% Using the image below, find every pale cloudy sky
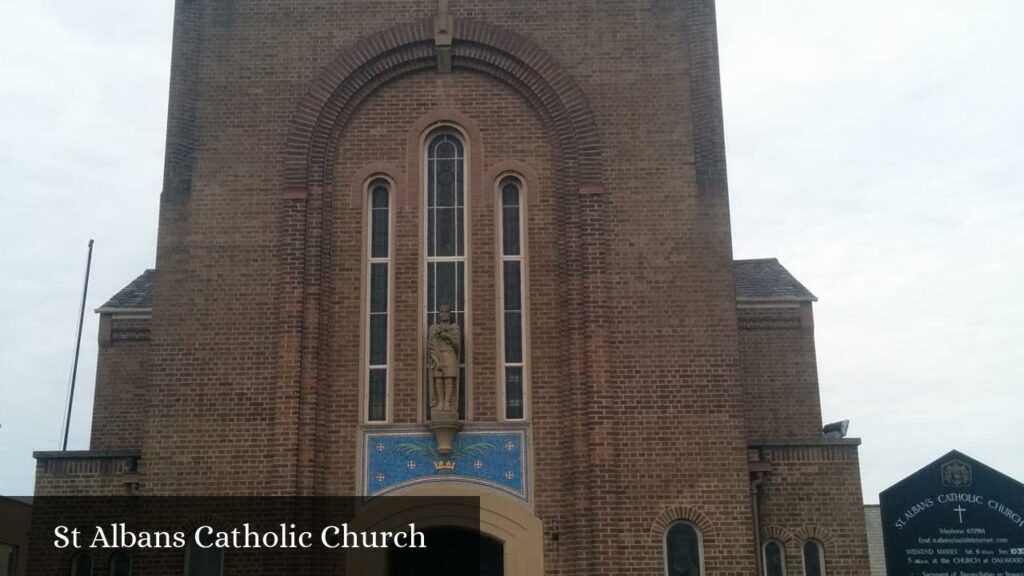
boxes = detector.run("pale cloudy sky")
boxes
[1,1,1021,500]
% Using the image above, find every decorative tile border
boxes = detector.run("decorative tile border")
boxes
[361,425,529,501]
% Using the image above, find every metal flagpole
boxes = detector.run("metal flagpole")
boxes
[62,239,94,451]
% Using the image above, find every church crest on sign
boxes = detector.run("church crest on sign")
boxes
[941,459,972,488]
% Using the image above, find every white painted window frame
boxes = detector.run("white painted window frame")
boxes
[763,539,788,576]
[663,520,705,576]
[364,177,394,424]
[497,174,529,421]
[422,127,471,421]
[802,539,826,576]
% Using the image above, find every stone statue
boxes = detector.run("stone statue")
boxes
[426,305,461,419]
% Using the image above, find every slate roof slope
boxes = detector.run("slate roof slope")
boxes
[95,269,156,312]
[733,258,817,302]
[96,261,816,312]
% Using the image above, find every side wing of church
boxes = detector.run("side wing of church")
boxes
[33,1,870,574]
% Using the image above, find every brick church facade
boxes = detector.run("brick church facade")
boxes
[34,1,870,574]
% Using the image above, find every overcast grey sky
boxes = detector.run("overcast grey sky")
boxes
[1,1,1021,500]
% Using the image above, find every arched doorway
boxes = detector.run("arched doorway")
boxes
[388,527,503,576]
[344,485,542,575]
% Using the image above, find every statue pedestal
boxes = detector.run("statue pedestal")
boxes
[427,413,462,455]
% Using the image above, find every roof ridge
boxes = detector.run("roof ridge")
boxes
[733,258,817,302]
[96,269,157,313]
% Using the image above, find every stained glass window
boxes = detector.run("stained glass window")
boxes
[500,177,526,419]
[426,132,467,420]
[665,522,702,576]
[764,540,786,576]
[367,181,390,422]
[802,541,825,576]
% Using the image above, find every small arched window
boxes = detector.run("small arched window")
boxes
[802,540,825,576]
[184,544,223,576]
[763,540,786,576]
[425,130,468,420]
[108,551,131,576]
[70,552,92,576]
[366,179,391,422]
[498,176,527,420]
[665,521,703,576]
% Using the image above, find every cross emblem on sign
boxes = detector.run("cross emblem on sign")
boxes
[954,505,967,523]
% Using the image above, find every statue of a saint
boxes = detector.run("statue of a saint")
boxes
[426,305,461,418]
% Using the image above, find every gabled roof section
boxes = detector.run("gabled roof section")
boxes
[95,269,156,313]
[733,258,817,303]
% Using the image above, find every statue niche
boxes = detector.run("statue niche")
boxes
[426,305,462,454]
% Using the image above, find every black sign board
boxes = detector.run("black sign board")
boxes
[880,450,1024,576]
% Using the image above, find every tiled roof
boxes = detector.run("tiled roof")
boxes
[95,269,156,312]
[95,261,816,313]
[733,258,817,302]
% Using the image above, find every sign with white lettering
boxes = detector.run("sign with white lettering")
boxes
[880,450,1024,576]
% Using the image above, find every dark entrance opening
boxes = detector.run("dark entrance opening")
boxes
[388,527,503,576]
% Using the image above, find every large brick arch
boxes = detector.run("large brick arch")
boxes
[275,18,609,495]
[761,524,794,546]
[791,526,837,550]
[651,504,718,542]
[281,17,604,194]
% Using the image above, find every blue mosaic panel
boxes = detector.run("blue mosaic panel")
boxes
[364,429,527,500]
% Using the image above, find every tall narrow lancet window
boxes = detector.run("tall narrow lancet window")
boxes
[664,522,703,576]
[425,131,467,419]
[499,177,526,419]
[763,540,787,576]
[366,180,391,422]
[802,541,825,576]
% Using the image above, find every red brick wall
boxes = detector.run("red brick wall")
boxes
[37,0,871,574]
[34,455,137,496]
[323,69,558,474]
[753,442,871,576]
[90,315,150,451]
[123,0,756,571]
[738,303,824,440]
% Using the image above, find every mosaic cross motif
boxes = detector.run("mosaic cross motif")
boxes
[363,428,527,500]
